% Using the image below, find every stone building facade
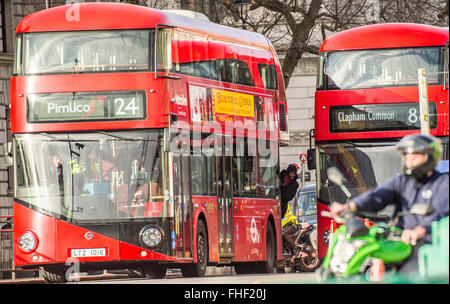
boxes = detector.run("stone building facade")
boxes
[0,0,318,221]
[279,57,317,185]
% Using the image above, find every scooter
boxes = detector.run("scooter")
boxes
[278,203,320,272]
[316,167,435,282]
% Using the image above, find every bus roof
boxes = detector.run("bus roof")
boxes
[320,23,449,52]
[16,2,271,51]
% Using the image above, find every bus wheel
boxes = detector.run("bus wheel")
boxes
[42,267,67,283]
[182,220,208,277]
[256,221,275,273]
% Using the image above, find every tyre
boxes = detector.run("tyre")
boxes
[256,221,276,273]
[296,244,320,272]
[182,220,208,277]
[42,267,67,283]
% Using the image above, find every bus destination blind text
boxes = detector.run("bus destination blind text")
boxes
[329,102,437,132]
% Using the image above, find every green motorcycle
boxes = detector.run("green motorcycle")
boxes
[316,167,435,282]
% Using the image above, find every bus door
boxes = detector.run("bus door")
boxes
[216,135,234,259]
[172,148,193,259]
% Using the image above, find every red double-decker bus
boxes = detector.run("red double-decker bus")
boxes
[10,3,289,282]
[309,23,449,259]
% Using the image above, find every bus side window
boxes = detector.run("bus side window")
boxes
[232,155,241,197]
[191,154,204,195]
[232,137,244,197]
[243,137,257,198]
[218,59,231,83]
[258,63,277,90]
[206,152,216,196]
[239,60,254,86]
[257,140,279,199]
[209,60,219,81]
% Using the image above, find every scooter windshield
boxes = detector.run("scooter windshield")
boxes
[316,141,402,205]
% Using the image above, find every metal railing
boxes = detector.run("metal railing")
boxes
[0,215,14,279]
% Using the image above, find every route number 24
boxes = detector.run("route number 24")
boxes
[114,97,139,116]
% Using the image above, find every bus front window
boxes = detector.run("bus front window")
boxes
[322,47,442,90]
[316,142,402,205]
[22,30,152,75]
[14,130,170,222]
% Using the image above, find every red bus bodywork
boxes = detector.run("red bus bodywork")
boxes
[11,3,287,275]
[314,23,449,259]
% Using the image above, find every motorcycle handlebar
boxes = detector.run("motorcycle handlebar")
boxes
[321,211,346,224]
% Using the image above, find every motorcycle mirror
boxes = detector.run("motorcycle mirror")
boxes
[327,167,352,199]
[410,203,436,216]
[327,167,344,186]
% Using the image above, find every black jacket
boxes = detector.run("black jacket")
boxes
[279,170,299,205]
[352,170,449,243]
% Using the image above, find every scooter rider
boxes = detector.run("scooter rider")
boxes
[329,134,449,273]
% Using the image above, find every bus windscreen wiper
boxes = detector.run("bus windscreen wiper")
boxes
[343,140,399,148]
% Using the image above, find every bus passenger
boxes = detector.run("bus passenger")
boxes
[329,134,449,274]
[279,164,299,218]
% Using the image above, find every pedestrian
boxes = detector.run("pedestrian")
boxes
[279,164,299,218]
[329,134,449,274]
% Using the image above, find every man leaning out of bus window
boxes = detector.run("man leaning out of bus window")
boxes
[279,164,299,219]
[329,134,449,275]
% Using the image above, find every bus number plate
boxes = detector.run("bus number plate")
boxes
[70,248,106,257]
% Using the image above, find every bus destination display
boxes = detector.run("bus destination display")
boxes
[329,102,437,132]
[27,91,146,123]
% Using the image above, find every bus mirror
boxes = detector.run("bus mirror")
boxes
[445,41,449,89]
[3,142,13,167]
[307,149,315,170]
[155,24,179,80]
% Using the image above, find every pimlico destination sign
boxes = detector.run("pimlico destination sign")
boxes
[27,90,146,123]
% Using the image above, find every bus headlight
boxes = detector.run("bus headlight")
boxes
[19,231,38,252]
[140,226,162,248]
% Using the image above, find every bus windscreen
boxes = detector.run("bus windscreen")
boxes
[22,30,151,75]
[321,47,442,90]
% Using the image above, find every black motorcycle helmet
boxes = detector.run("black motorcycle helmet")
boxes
[395,134,442,181]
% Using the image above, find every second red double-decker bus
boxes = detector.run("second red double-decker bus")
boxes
[309,23,449,259]
[11,2,289,282]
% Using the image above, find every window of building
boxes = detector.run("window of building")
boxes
[1,1,6,52]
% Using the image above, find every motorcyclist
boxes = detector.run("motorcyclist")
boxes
[329,134,449,273]
[279,164,299,218]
